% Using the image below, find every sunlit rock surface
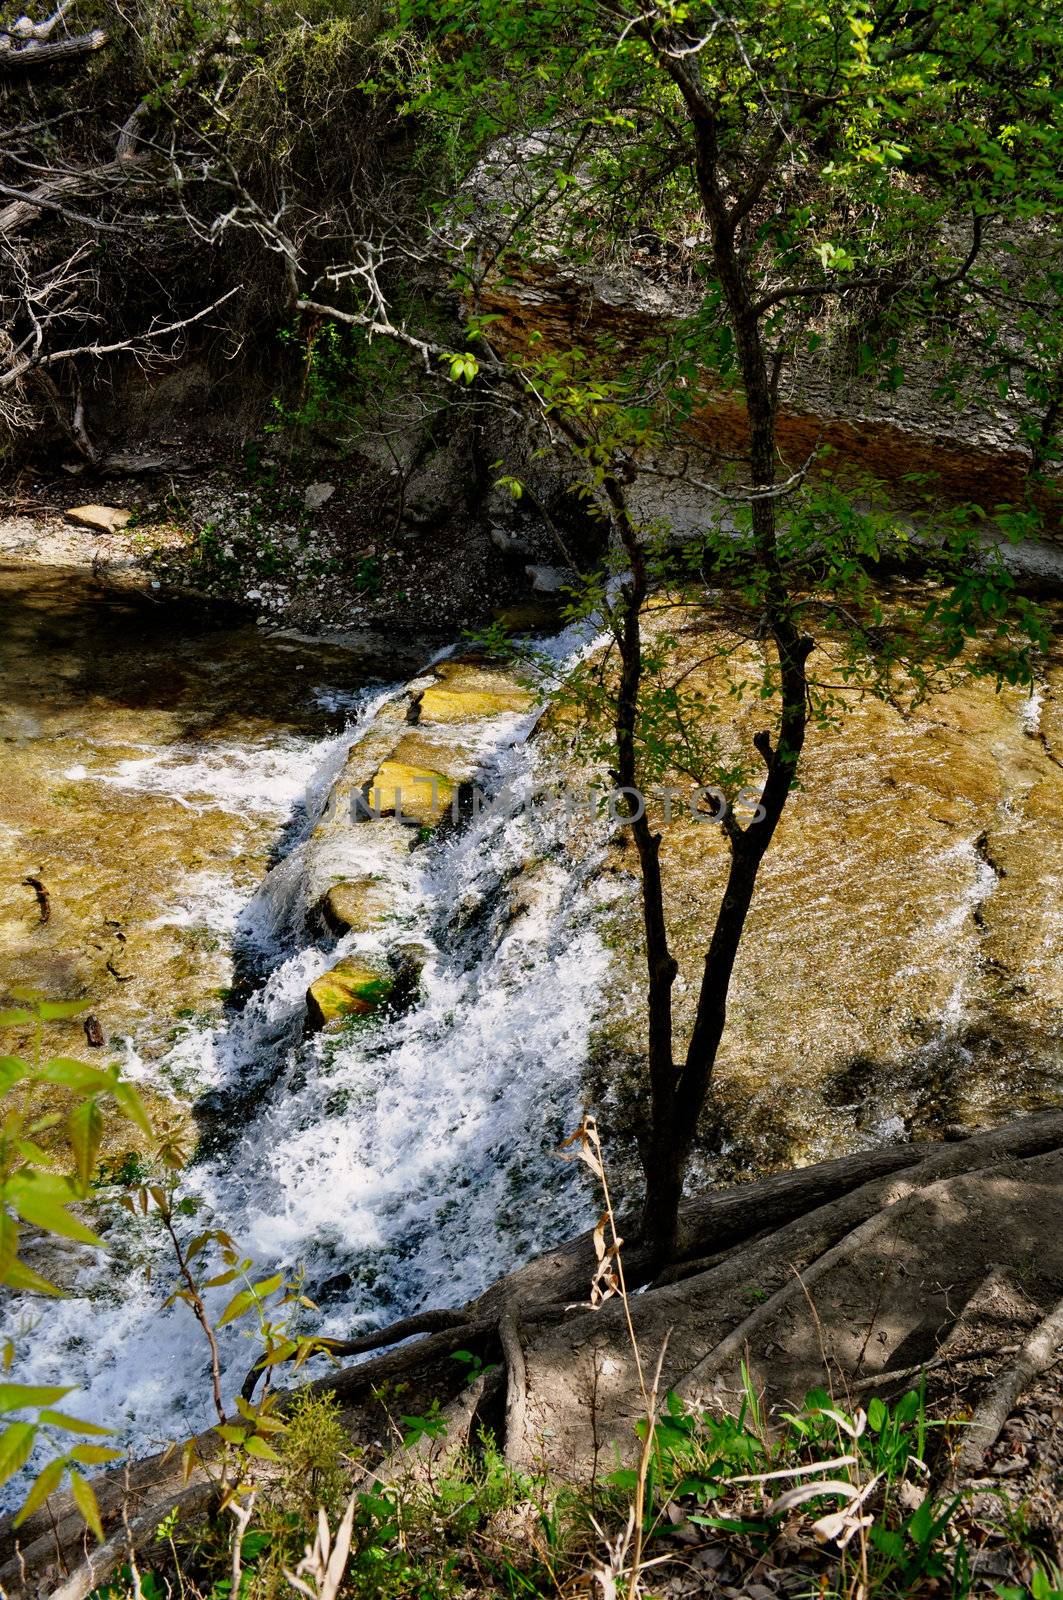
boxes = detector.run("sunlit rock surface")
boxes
[573,600,1063,1180]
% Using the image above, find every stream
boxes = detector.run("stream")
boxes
[0,562,612,1479]
[2,558,1063,1497]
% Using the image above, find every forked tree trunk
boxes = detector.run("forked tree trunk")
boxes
[630,101,813,1262]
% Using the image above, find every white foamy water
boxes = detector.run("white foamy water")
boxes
[85,737,343,818]
[3,630,613,1485]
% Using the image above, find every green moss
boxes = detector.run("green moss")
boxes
[305,959,394,1030]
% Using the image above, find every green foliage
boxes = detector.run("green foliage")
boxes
[367,0,1058,817]
[0,992,154,1537]
[135,1424,576,1600]
[610,1378,983,1598]
[450,1347,501,1386]
[276,1389,350,1519]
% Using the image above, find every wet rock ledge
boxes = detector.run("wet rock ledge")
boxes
[302,655,536,1027]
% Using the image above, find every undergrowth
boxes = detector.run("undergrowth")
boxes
[88,1377,1063,1600]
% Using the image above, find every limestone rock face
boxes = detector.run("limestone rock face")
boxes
[305,958,393,1031]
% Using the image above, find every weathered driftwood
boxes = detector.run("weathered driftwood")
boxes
[0,159,151,237]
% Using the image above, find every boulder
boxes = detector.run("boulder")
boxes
[65,504,132,533]
[365,760,454,826]
[303,481,335,511]
[315,879,391,938]
[414,661,535,724]
[524,563,573,594]
[305,959,393,1031]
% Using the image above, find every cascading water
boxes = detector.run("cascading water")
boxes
[2,626,617,1489]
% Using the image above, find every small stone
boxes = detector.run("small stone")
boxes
[303,481,335,511]
[317,1271,353,1302]
[66,504,132,533]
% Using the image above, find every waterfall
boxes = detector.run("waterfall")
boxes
[2,627,616,1489]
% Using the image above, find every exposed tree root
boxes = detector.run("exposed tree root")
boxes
[951,1291,1063,1481]
[240,1306,472,1401]
[499,1311,528,1465]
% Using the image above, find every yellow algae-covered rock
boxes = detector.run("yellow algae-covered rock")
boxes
[365,760,454,826]
[415,660,535,724]
[315,879,391,937]
[305,959,393,1030]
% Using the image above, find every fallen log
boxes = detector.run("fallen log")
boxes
[0,30,107,72]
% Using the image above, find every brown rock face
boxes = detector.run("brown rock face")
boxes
[479,263,1062,534]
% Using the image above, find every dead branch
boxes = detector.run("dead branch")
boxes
[0,284,243,391]
[0,180,123,232]
[0,2,106,72]
[0,159,150,236]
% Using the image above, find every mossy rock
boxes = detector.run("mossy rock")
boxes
[365,760,454,825]
[315,879,390,937]
[305,960,393,1031]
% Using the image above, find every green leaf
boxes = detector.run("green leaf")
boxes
[0,1422,37,1483]
[38,1059,115,1095]
[37,1001,91,1021]
[0,1057,28,1094]
[0,1010,34,1029]
[216,1289,256,1327]
[109,1080,152,1137]
[0,1211,18,1284]
[252,1272,284,1299]
[0,1384,74,1414]
[68,1444,122,1466]
[2,1259,63,1296]
[243,1435,281,1462]
[215,1424,247,1444]
[69,1468,104,1541]
[67,1099,104,1191]
[203,1268,240,1288]
[689,1514,772,1534]
[867,1396,886,1432]
[250,1340,297,1369]
[9,1186,104,1249]
[37,1410,112,1436]
[870,1525,906,1559]
[13,1456,65,1524]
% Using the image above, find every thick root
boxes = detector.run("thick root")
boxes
[952,1291,1063,1481]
